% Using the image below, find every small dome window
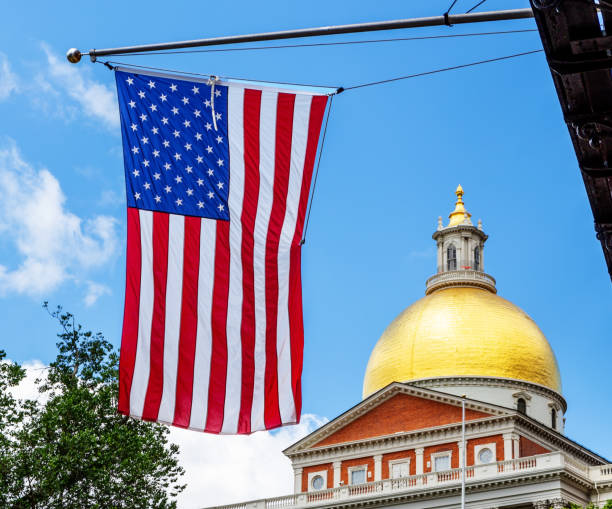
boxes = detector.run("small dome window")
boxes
[474,246,480,271]
[447,244,457,271]
[551,408,557,430]
[517,398,526,414]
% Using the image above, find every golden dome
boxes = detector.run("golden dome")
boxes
[363,287,562,398]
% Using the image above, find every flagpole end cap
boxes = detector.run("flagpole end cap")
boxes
[66,48,82,64]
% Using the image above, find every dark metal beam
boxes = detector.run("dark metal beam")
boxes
[66,8,534,63]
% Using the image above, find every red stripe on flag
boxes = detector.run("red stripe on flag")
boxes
[206,220,231,433]
[142,211,170,422]
[172,216,201,428]
[237,89,262,434]
[288,96,328,419]
[118,207,142,415]
[264,93,295,429]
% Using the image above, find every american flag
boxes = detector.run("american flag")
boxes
[115,68,329,434]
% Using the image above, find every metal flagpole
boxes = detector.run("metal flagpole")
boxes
[461,395,466,509]
[66,8,533,63]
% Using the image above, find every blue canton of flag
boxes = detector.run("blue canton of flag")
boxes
[116,70,230,220]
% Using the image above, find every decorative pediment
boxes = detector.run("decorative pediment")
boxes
[284,383,511,456]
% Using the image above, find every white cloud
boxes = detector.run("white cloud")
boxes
[170,414,328,509]
[0,140,119,296]
[40,44,118,129]
[84,281,111,306]
[7,359,48,404]
[0,52,18,101]
[10,358,327,509]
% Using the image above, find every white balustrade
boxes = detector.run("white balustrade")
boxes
[425,269,497,294]
[208,453,609,509]
[589,464,612,482]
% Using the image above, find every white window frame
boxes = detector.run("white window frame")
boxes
[307,470,327,492]
[431,451,452,472]
[389,459,411,479]
[347,465,368,485]
[474,443,497,465]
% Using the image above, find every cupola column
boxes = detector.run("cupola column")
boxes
[462,234,469,269]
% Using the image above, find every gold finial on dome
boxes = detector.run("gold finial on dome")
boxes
[448,184,472,227]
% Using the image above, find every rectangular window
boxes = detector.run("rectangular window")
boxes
[433,454,451,472]
[391,461,409,479]
[350,468,366,485]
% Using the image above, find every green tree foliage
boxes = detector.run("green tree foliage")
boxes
[0,304,185,508]
[563,501,612,509]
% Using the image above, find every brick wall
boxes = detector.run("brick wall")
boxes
[424,442,460,472]
[520,436,550,457]
[467,435,504,464]
[301,463,333,492]
[382,450,416,478]
[301,433,509,490]
[315,394,491,447]
[340,456,375,485]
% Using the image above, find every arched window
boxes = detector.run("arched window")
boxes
[474,246,480,271]
[517,398,526,414]
[551,408,557,430]
[447,244,457,271]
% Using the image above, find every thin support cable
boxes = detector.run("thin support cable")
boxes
[98,29,539,57]
[301,95,334,246]
[100,60,340,91]
[342,49,543,91]
[466,0,488,13]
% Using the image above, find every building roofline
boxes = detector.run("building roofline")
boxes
[284,382,608,465]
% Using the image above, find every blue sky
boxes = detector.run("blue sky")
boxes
[1,0,611,505]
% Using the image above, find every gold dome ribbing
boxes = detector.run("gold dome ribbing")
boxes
[362,287,562,398]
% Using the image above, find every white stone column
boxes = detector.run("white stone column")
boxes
[333,461,342,487]
[503,433,513,460]
[294,467,303,493]
[457,440,465,469]
[437,241,443,273]
[374,455,383,482]
[512,434,520,459]
[415,448,424,475]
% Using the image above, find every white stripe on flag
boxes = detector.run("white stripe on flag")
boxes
[222,87,246,433]
[130,209,154,418]
[251,90,278,430]
[276,94,312,423]
[189,218,217,430]
[157,214,185,424]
